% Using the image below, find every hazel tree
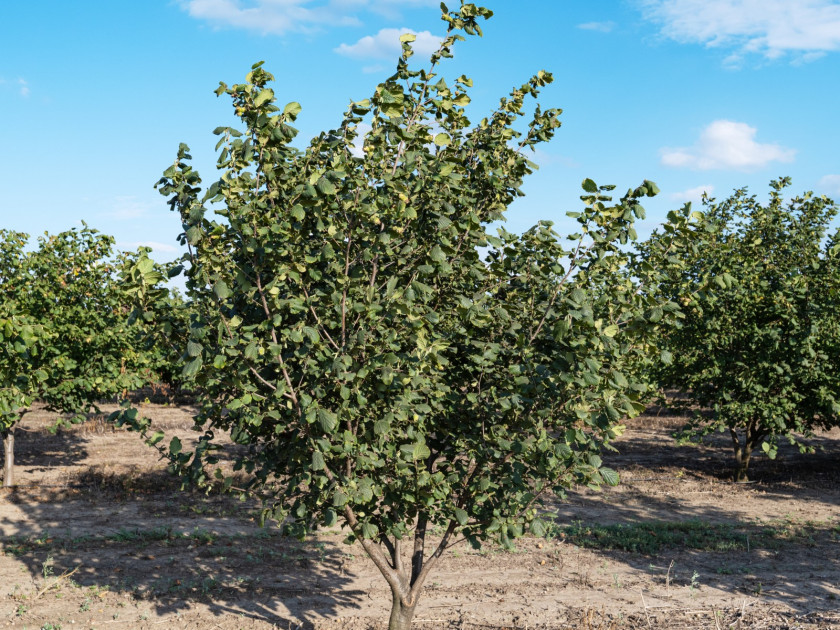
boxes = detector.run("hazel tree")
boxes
[0,227,156,486]
[116,4,681,627]
[641,179,840,482]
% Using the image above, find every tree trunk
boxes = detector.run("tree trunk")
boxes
[388,589,417,630]
[2,428,14,487]
[731,426,757,483]
[734,446,751,483]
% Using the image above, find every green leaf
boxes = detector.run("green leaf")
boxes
[253,88,274,107]
[582,178,598,193]
[316,177,337,195]
[430,245,446,262]
[169,436,182,457]
[412,442,431,460]
[434,133,451,147]
[454,508,468,526]
[213,280,232,299]
[283,101,302,117]
[318,408,338,433]
[182,357,202,378]
[530,518,547,538]
[311,451,326,471]
[600,467,620,486]
[360,522,378,539]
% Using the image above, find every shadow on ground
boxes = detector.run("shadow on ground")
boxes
[1,485,363,628]
[543,413,840,616]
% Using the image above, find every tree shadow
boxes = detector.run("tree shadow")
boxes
[11,422,90,470]
[542,414,840,615]
[2,407,364,627]
[1,485,364,627]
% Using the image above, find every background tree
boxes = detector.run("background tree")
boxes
[116,4,683,627]
[641,179,840,482]
[0,226,158,486]
[121,248,192,395]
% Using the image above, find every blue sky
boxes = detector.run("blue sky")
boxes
[2,0,840,264]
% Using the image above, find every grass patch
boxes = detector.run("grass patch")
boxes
[1,526,283,557]
[550,518,832,554]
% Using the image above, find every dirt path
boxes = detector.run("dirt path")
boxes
[1,405,839,629]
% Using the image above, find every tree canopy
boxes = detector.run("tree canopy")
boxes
[640,179,840,481]
[115,4,686,627]
[0,226,157,486]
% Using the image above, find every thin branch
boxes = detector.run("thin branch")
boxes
[301,283,340,351]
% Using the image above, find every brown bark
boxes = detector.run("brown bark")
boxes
[731,423,762,483]
[387,589,417,630]
[2,428,14,487]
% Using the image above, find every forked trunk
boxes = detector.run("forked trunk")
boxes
[388,589,417,630]
[344,506,455,630]
[2,429,14,487]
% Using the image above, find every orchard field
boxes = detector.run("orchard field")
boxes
[2,398,839,630]
[4,5,840,629]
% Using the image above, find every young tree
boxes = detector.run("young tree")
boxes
[116,4,681,627]
[641,179,840,482]
[0,230,45,485]
[0,227,157,486]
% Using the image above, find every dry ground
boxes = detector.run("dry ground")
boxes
[1,402,839,629]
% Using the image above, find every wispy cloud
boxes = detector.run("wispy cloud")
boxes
[640,0,840,64]
[577,21,616,33]
[357,0,438,20]
[120,241,180,254]
[179,0,438,36]
[818,174,840,195]
[0,77,31,98]
[660,120,795,171]
[335,27,441,59]
[669,184,715,203]
[99,196,156,220]
[179,0,358,35]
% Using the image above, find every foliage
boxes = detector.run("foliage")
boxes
[640,179,840,481]
[0,226,160,486]
[115,4,682,627]
[121,249,192,391]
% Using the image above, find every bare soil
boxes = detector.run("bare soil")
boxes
[1,403,839,629]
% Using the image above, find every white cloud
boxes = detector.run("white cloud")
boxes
[577,21,616,33]
[348,122,372,157]
[660,120,795,171]
[179,0,359,35]
[335,28,441,59]
[179,0,438,36]
[641,0,840,63]
[818,174,840,195]
[669,184,715,203]
[18,79,29,97]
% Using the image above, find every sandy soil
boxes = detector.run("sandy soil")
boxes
[1,403,839,629]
